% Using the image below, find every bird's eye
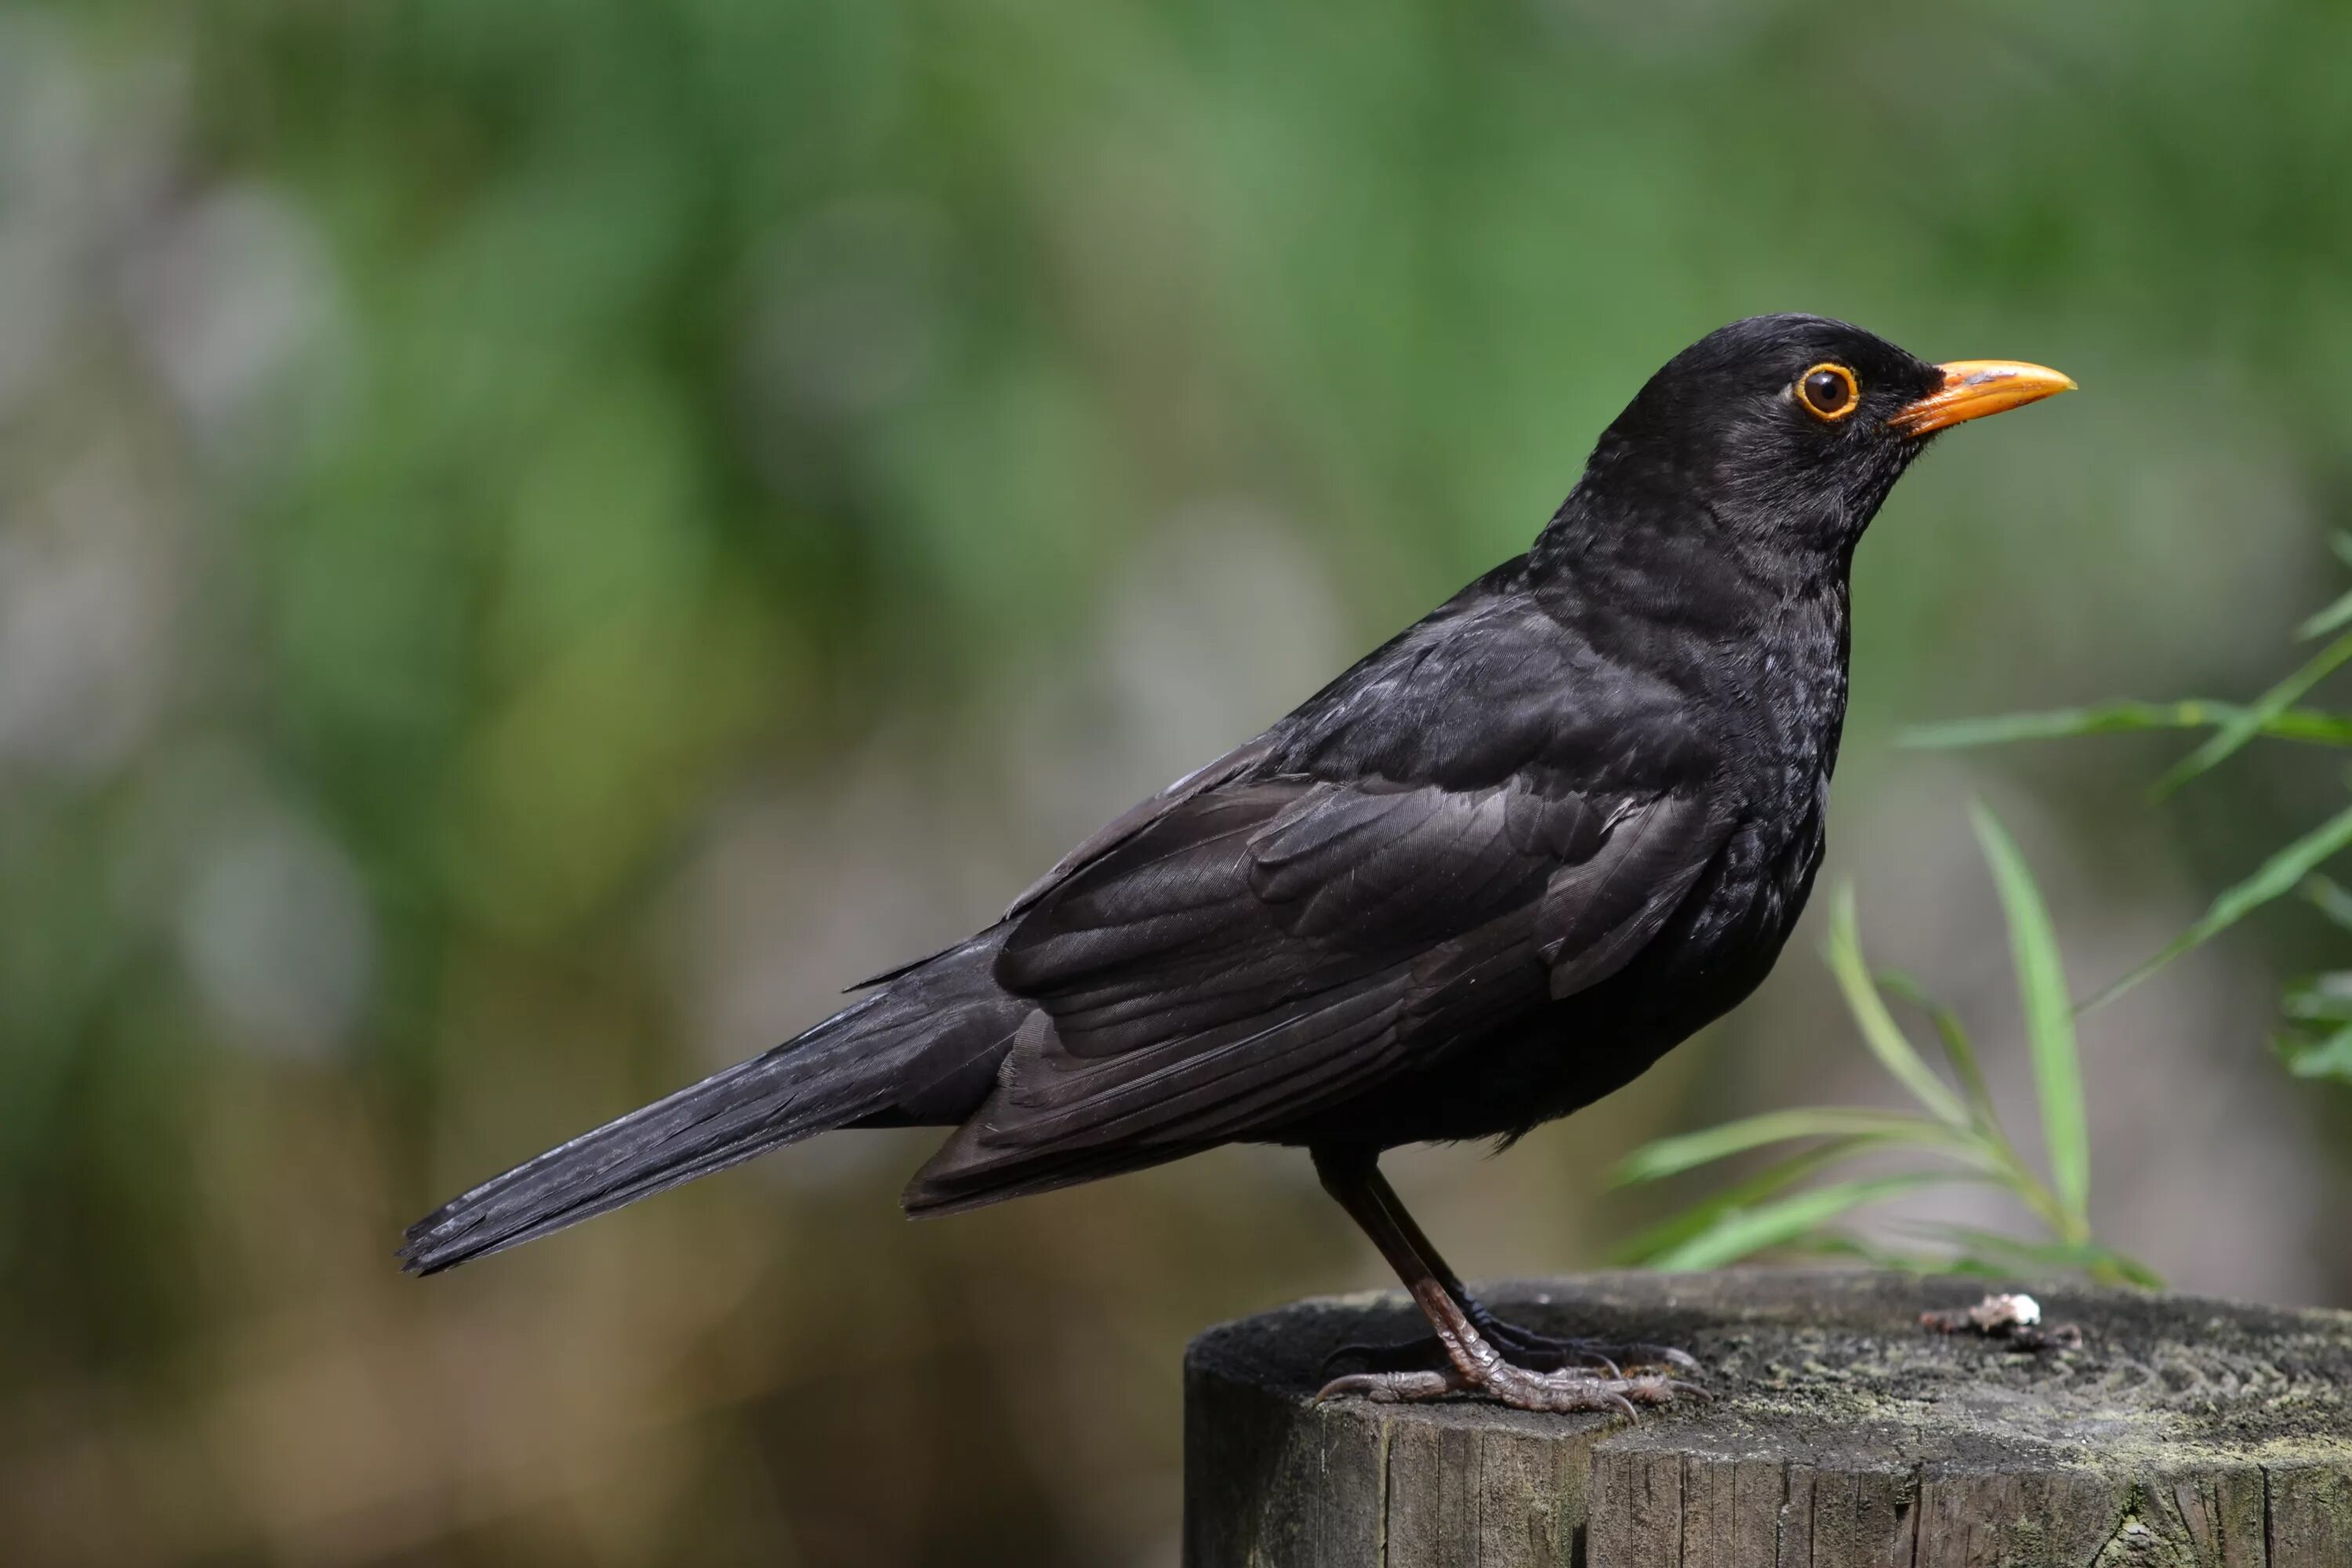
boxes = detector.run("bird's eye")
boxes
[1797,363,1860,422]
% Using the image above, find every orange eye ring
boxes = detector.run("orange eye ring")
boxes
[1796,362,1860,422]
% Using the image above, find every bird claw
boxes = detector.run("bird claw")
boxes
[1330,1315,1699,1382]
[1650,1345,1704,1375]
[1319,1338,1440,1380]
[1314,1370,1454,1405]
[1315,1363,1685,1417]
[1494,1331,1697,1377]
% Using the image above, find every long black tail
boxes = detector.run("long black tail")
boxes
[399,949,1018,1274]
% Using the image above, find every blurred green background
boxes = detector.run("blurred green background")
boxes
[2,1,2348,1562]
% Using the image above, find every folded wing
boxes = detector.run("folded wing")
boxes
[903,775,1727,1211]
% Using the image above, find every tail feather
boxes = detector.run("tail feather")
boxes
[401,955,1015,1274]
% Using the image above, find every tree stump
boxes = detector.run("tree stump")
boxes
[1183,1270,2352,1567]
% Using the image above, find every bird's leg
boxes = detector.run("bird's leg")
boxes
[1315,1154,1697,1380]
[1308,1146,1692,1415]
[1348,1163,1699,1377]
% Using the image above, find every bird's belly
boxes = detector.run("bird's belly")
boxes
[1281,813,1820,1149]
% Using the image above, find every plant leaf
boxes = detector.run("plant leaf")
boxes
[2281,973,2352,1021]
[1606,1143,1863,1264]
[2091,797,2352,1008]
[2301,873,2352,931]
[1648,1172,1965,1271]
[1907,1222,2165,1289]
[1781,1233,1967,1274]
[1900,702,2352,751]
[1877,968,2000,1132]
[2278,1022,2352,1083]
[1940,1254,2048,1281]
[1822,887,1969,1127]
[2299,587,2352,642]
[2251,710,2352,746]
[1610,1108,1979,1186]
[1969,804,2090,1232]
[2154,630,2352,796]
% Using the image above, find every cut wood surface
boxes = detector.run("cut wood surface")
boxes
[1182,1270,2352,1567]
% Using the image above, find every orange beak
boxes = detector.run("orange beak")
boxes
[1889,360,2078,437]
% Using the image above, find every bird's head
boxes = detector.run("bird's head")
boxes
[1577,314,2074,561]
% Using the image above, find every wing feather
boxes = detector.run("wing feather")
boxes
[903,776,1729,1211]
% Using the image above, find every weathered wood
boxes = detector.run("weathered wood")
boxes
[1183,1270,2352,1567]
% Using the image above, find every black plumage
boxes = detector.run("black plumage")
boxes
[402,314,2073,1412]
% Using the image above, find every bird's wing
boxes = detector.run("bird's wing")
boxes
[1003,734,1277,920]
[902,774,1729,1210]
[844,735,1275,993]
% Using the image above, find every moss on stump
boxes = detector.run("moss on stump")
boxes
[1183,1269,2352,1567]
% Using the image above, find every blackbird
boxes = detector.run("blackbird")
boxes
[401,314,2072,1414]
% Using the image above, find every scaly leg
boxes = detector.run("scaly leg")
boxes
[1322,1160,1699,1379]
[1309,1146,1696,1415]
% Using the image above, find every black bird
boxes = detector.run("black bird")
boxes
[401,315,2072,1413]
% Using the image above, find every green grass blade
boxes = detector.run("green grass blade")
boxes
[2262,710,2352,746]
[2301,873,2352,931]
[2332,532,2352,572]
[2154,630,2352,796]
[1822,887,1969,1127]
[2105,1254,2169,1290]
[2278,1023,2352,1083]
[1794,1234,2081,1283]
[1781,1234,1964,1273]
[1904,702,2221,748]
[1938,1254,2045,1281]
[1969,804,2090,1233]
[1876,968,2000,1131]
[2299,587,2352,642]
[1649,1172,1965,1271]
[1905,1223,2073,1275]
[2090,797,2352,1008]
[1901,702,2352,751]
[2281,973,2352,1022]
[1606,1143,1864,1264]
[1609,1108,1977,1186]
[1909,1222,2165,1288]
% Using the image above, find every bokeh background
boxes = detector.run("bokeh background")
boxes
[3,1,2349,1562]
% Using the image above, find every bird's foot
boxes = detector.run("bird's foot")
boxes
[1469,1306,1700,1377]
[1323,1305,1699,1381]
[1315,1361,1696,1418]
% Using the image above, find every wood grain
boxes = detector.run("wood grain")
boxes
[1183,1271,2352,1567]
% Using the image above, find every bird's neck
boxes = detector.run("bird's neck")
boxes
[1527,478,1854,786]
[1526,481,1853,644]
